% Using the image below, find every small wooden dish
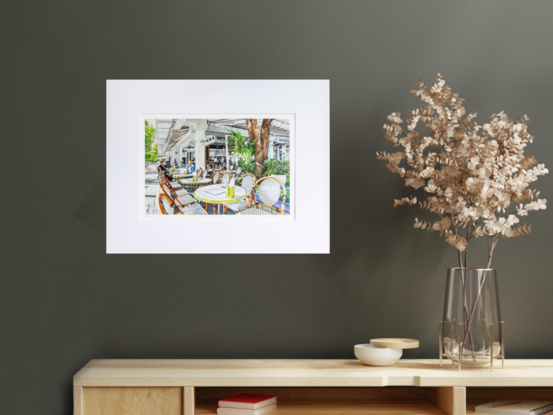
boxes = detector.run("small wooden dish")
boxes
[370,338,419,350]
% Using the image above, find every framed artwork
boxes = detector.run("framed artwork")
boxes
[140,114,295,220]
[107,80,329,253]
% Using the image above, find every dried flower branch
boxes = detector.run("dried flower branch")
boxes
[378,74,548,268]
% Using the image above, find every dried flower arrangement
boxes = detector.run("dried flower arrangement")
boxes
[378,74,548,270]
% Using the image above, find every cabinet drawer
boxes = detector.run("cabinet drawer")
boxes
[80,387,182,415]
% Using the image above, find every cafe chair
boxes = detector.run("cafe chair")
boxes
[234,166,243,178]
[212,170,221,184]
[220,172,232,186]
[156,193,180,215]
[156,166,167,182]
[194,168,209,189]
[161,177,188,196]
[181,203,208,215]
[223,174,256,214]
[238,177,286,216]
[156,193,207,215]
[160,181,207,215]
[161,181,197,208]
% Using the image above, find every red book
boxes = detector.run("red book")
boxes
[218,394,277,410]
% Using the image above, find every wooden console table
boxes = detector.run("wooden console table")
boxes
[73,359,553,415]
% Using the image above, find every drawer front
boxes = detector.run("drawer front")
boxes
[81,387,182,415]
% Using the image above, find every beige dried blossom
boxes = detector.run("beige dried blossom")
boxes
[377,74,548,268]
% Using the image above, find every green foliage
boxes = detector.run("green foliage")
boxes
[261,158,291,202]
[226,128,259,174]
[145,121,158,162]
[279,187,290,202]
[147,143,158,162]
[263,158,290,181]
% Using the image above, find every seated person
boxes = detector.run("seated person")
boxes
[178,160,186,173]
[157,160,173,181]
[185,161,195,174]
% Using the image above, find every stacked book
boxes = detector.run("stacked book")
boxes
[217,394,277,415]
[475,400,553,415]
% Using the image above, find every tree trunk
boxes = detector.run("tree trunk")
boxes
[246,119,260,174]
[248,118,273,176]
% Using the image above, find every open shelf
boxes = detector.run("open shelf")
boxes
[195,387,449,415]
[193,386,553,415]
[196,401,444,414]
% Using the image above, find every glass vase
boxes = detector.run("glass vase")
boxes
[441,268,504,366]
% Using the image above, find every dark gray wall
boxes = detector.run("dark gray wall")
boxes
[2,1,553,414]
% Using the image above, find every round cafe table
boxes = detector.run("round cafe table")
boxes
[179,177,212,186]
[173,172,193,179]
[194,184,247,215]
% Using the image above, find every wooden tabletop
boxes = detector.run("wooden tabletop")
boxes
[73,359,553,387]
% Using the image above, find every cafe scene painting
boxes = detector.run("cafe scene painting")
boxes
[143,116,293,218]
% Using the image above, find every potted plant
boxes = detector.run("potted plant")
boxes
[378,74,548,366]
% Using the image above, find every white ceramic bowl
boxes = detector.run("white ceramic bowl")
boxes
[354,344,403,366]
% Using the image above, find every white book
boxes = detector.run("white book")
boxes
[475,400,553,415]
[217,403,277,415]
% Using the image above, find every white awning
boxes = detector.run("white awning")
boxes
[165,128,189,152]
